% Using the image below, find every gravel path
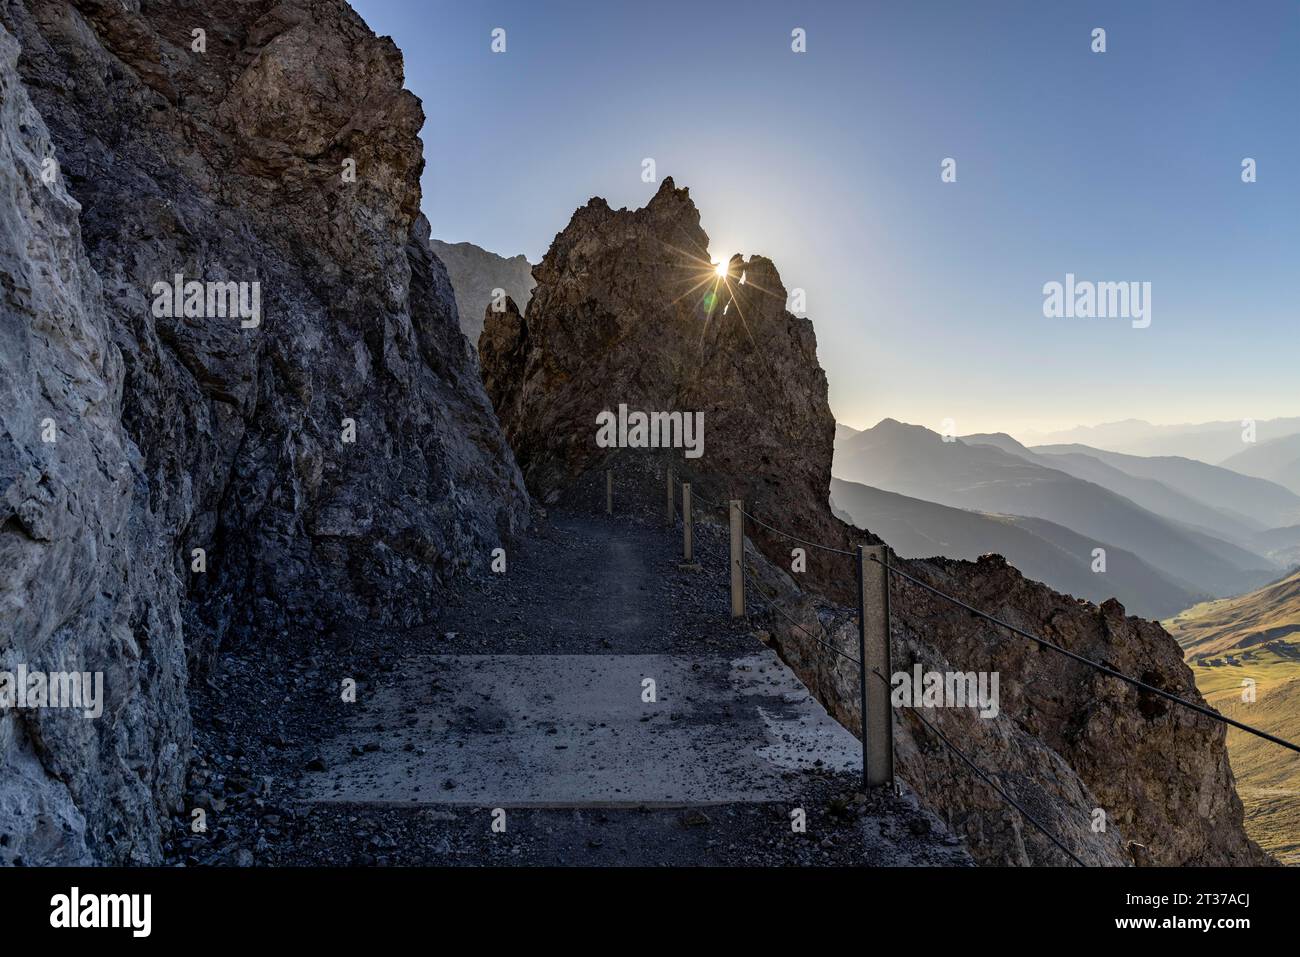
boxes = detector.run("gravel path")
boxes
[168,503,969,866]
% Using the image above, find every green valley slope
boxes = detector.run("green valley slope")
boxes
[1166,569,1300,864]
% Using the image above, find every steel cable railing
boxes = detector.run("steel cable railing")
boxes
[695,479,1300,755]
[744,563,862,668]
[868,555,1300,755]
[684,485,728,515]
[743,559,1082,861]
[740,507,857,556]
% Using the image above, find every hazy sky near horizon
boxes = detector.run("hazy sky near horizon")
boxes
[351,0,1298,438]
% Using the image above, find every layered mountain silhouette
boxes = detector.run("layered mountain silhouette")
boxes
[974,433,1300,568]
[964,434,1271,544]
[830,478,1201,619]
[1022,417,1300,462]
[834,423,863,447]
[1252,525,1300,569]
[834,420,1279,600]
[1221,433,1300,497]
[1024,442,1300,531]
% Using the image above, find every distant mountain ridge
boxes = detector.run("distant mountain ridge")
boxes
[1025,442,1300,530]
[1252,525,1300,569]
[835,419,1279,600]
[1220,433,1300,497]
[834,423,863,448]
[1019,417,1300,463]
[830,477,1202,619]
[963,433,1272,544]
[428,238,535,347]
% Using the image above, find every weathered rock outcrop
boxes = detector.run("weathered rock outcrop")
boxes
[481,177,845,587]
[480,178,1267,866]
[1,0,527,863]
[428,238,534,347]
[750,550,1268,865]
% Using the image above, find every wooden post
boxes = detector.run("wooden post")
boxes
[605,469,613,515]
[682,483,693,562]
[666,468,674,526]
[860,545,894,788]
[729,500,744,618]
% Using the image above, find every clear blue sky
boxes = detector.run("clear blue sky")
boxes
[351,0,1298,437]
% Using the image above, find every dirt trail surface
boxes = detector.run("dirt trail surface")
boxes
[170,507,970,866]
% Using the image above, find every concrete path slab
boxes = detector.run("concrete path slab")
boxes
[300,652,860,806]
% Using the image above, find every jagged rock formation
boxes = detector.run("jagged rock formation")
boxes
[481,177,846,588]
[0,0,526,864]
[480,178,1267,866]
[428,238,534,347]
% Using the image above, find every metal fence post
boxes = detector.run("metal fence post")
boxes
[606,469,613,515]
[860,544,894,788]
[682,483,693,562]
[856,546,869,791]
[666,468,674,526]
[729,499,744,618]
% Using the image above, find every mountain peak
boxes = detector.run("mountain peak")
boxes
[653,174,681,197]
[868,417,943,440]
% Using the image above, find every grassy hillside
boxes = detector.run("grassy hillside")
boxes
[1166,569,1300,658]
[1166,571,1300,863]
[1186,658,1300,865]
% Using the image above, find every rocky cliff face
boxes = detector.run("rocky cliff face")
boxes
[479,178,1266,866]
[0,0,527,864]
[428,238,534,347]
[0,21,188,865]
